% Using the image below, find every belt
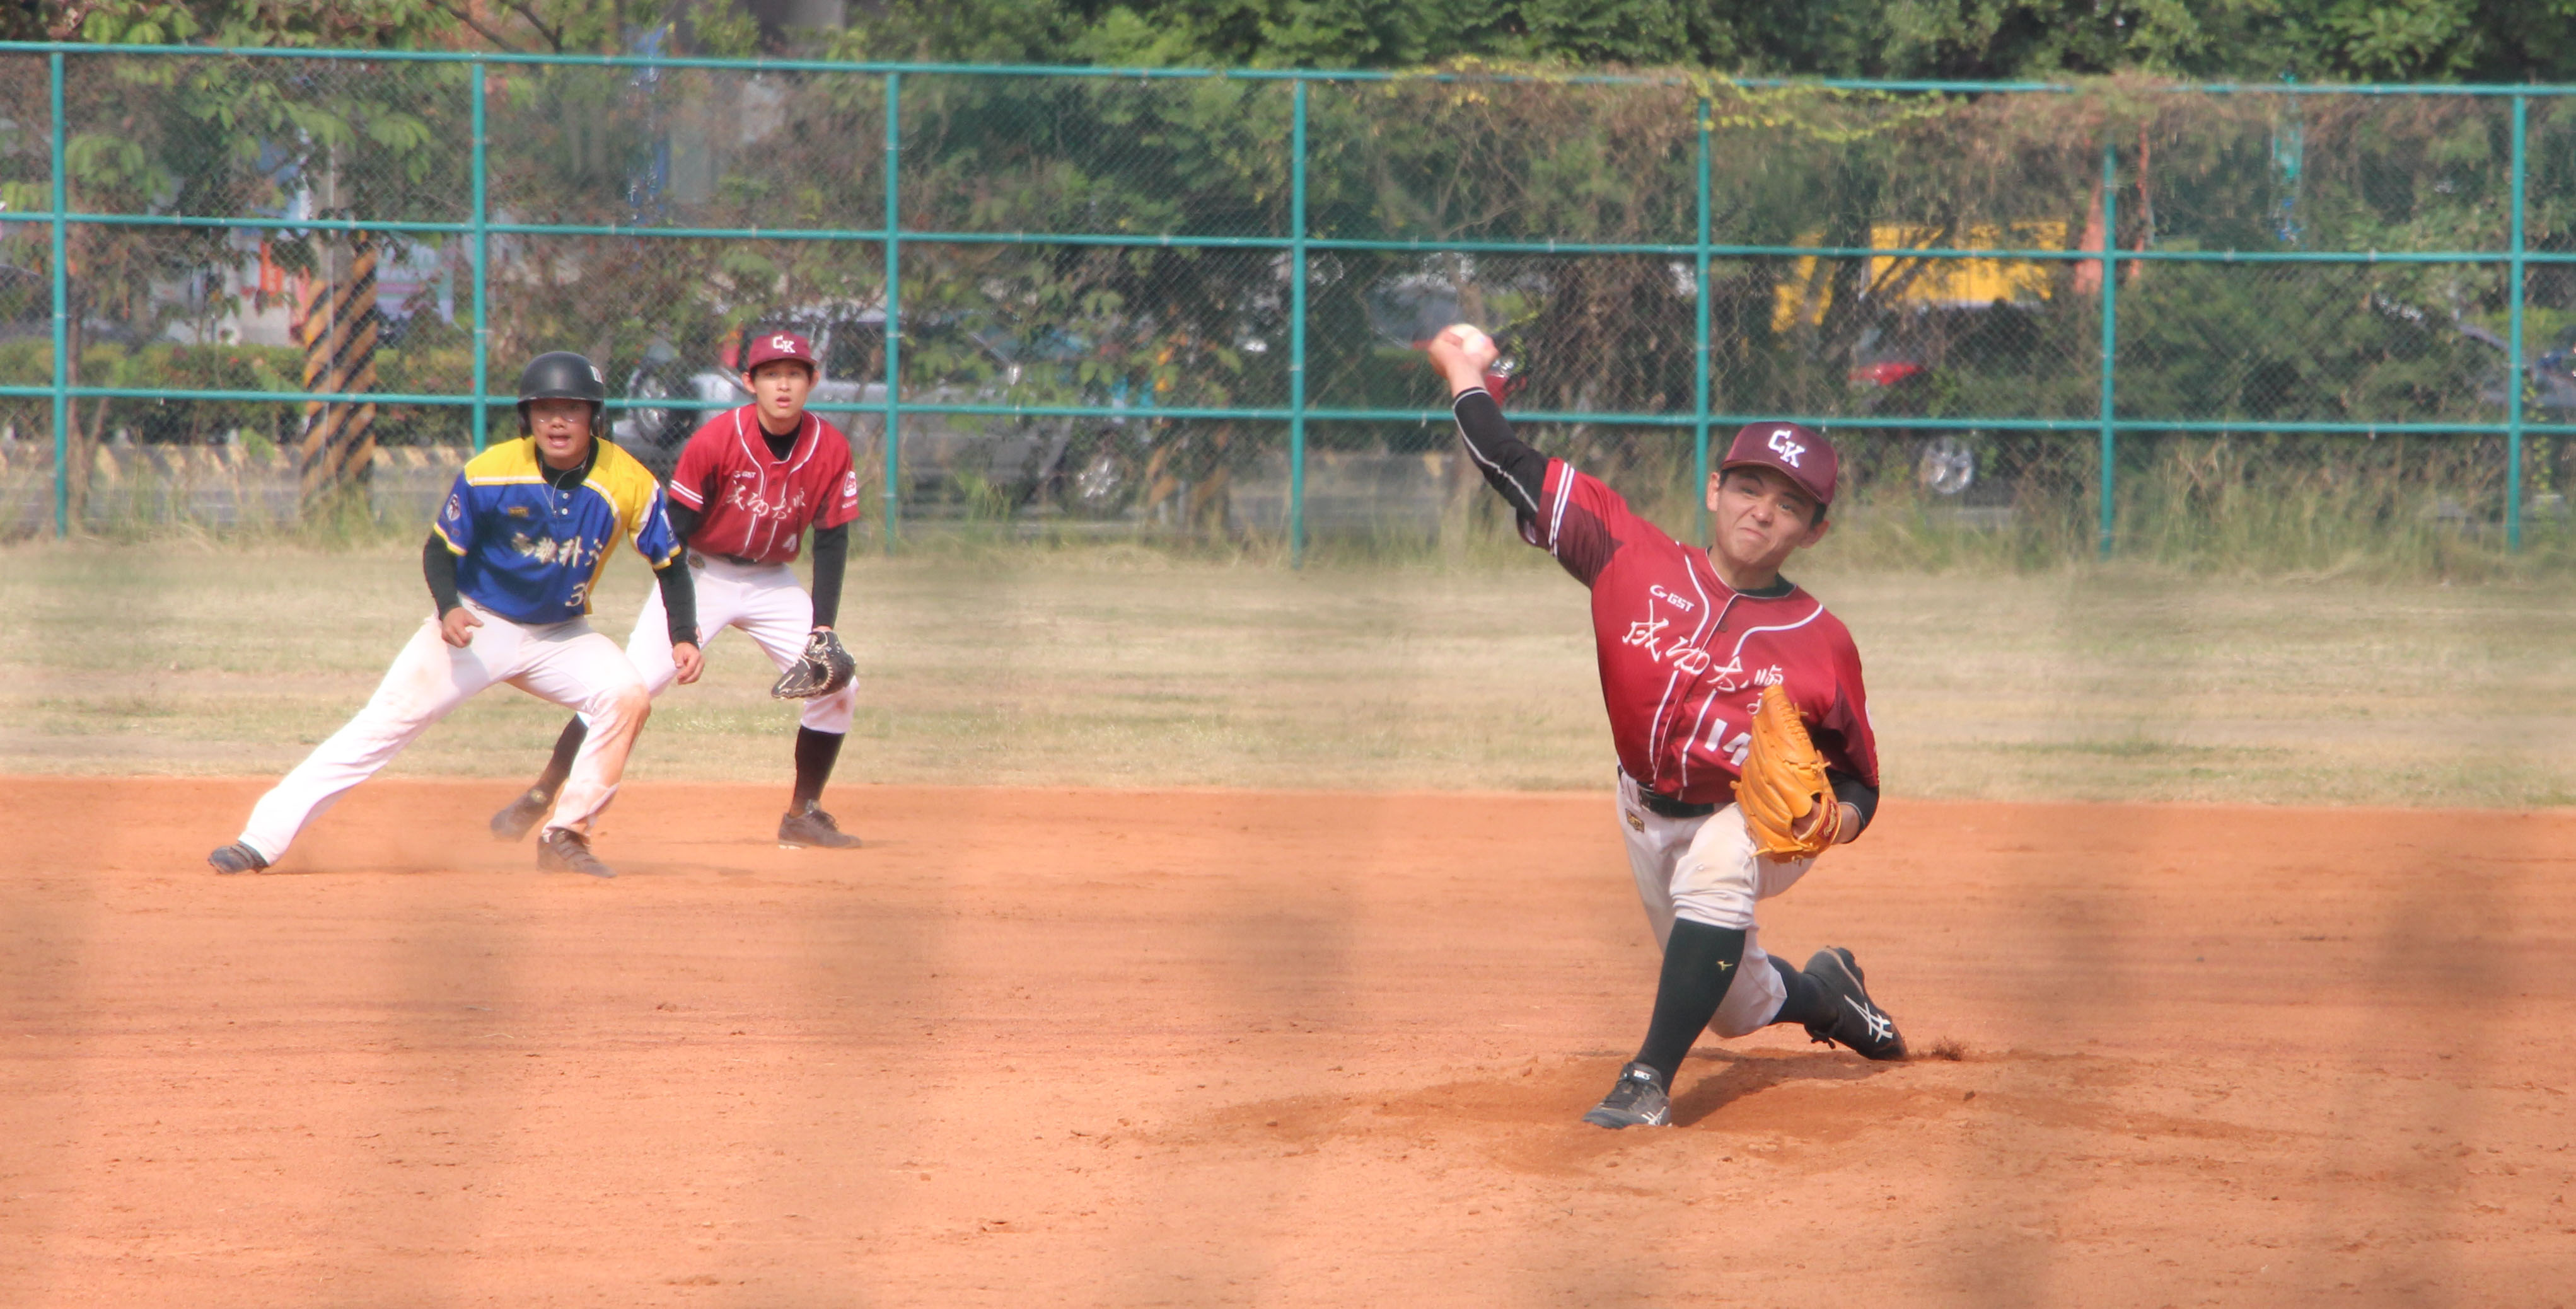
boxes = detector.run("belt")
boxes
[688,550,767,568]
[1638,790,1718,820]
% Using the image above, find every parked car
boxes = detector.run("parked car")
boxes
[610,309,1169,518]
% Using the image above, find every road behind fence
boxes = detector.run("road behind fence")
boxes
[3,45,2572,562]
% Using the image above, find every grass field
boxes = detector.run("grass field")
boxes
[9,538,2576,807]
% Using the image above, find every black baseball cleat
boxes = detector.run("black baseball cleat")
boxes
[489,788,552,842]
[777,800,861,850]
[1802,946,1907,1061]
[537,829,616,879]
[1581,1061,1673,1129]
[206,842,268,875]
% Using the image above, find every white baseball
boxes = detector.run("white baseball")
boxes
[1448,324,1493,354]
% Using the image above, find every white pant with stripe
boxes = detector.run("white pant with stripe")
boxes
[236,603,651,863]
[1615,770,1816,1038]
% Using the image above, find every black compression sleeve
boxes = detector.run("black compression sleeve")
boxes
[1830,771,1881,837]
[808,521,849,629]
[422,533,462,616]
[656,558,699,648]
[666,502,701,550]
[1451,388,1550,519]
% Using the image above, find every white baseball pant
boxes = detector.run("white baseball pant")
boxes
[235,603,650,863]
[1615,769,1816,1039]
[615,554,856,732]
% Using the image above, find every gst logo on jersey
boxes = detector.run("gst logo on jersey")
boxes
[1647,584,1695,613]
[1767,427,1805,468]
[841,470,860,503]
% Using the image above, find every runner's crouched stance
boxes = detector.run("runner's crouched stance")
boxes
[488,329,867,849]
[1424,324,1906,1131]
[206,352,702,879]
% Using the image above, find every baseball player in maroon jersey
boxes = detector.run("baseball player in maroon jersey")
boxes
[1427,323,1906,1130]
[489,329,868,849]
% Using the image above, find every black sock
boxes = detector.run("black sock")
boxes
[1633,920,1748,1089]
[533,717,588,800]
[1768,953,1835,1029]
[791,727,844,807]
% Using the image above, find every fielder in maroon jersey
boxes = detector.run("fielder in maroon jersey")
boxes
[490,329,869,850]
[1427,323,1906,1130]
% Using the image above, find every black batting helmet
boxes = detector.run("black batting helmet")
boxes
[515,350,610,439]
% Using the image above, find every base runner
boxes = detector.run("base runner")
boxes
[1425,323,1907,1130]
[488,329,866,850]
[205,352,702,879]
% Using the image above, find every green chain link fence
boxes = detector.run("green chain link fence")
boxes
[2,44,2572,562]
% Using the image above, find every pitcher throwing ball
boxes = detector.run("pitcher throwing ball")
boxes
[1425,323,1906,1131]
[488,328,866,850]
[205,351,702,879]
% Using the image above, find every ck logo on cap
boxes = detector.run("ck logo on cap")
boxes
[1767,427,1805,467]
[770,334,795,352]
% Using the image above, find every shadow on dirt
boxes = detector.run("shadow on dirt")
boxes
[1668,1048,1897,1127]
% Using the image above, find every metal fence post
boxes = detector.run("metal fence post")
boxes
[1693,100,1713,543]
[881,71,902,554]
[2507,92,2528,551]
[2096,142,2119,560]
[470,59,490,451]
[47,50,66,537]
[1288,78,1309,565]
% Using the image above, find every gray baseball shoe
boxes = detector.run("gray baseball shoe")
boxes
[1802,946,1907,1061]
[1581,1061,1672,1129]
[207,842,268,875]
[777,800,861,850]
[537,829,616,879]
[489,788,552,842]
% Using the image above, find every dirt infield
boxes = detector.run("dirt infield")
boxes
[6,779,2572,1306]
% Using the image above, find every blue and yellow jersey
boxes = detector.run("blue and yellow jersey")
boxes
[431,438,680,625]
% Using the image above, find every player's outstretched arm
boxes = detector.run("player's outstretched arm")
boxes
[1424,324,1548,518]
[807,521,850,631]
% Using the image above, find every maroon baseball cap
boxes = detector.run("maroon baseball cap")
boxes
[1720,421,1838,510]
[742,328,818,374]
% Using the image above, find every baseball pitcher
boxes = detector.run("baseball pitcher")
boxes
[1425,323,1906,1131]
[206,352,703,880]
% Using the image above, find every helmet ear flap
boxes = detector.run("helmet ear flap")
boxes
[516,400,533,436]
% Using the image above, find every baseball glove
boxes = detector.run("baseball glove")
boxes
[1733,683,1836,862]
[770,629,856,700]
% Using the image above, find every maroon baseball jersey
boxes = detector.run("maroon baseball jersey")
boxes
[665,406,862,563]
[1527,459,1877,806]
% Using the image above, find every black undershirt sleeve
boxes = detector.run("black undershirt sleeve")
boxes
[666,502,701,549]
[422,533,462,617]
[1830,770,1881,837]
[656,559,699,648]
[808,521,849,629]
[1451,388,1550,521]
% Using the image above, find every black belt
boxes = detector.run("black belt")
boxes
[1637,789,1717,820]
[688,551,763,568]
